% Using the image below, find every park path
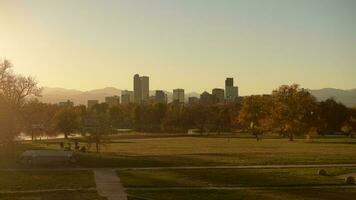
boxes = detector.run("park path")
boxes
[337,172,356,179]
[2,163,356,172]
[94,169,127,200]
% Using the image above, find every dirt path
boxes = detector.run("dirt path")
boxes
[94,169,127,200]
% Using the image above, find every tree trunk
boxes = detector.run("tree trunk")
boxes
[289,132,294,141]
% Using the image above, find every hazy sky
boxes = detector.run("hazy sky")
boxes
[1,0,355,95]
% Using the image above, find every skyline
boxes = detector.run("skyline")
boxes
[1,0,356,95]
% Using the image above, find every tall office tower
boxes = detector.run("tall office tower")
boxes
[134,74,142,104]
[87,100,99,110]
[105,96,120,108]
[173,89,185,104]
[155,90,166,104]
[58,100,74,107]
[140,76,149,103]
[133,74,150,104]
[121,90,134,105]
[188,97,199,105]
[212,88,225,103]
[200,91,216,104]
[225,77,239,101]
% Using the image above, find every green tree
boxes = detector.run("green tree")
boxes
[238,95,272,140]
[53,107,81,139]
[271,84,318,141]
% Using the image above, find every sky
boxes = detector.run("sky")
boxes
[0,0,355,95]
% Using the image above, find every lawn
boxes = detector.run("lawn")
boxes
[118,168,356,188]
[0,170,95,191]
[32,136,356,167]
[119,167,356,200]
[0,191,106,200]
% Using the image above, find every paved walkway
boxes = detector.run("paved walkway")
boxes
[336,172,356,179]
[94,169,127,200]
[2,163,356,172]
[118,163,356,171]
[128,185,356,190]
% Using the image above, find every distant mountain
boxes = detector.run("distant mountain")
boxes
[39,87,122,105]
[309,88,356,107]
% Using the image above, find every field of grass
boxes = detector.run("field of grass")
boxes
[3,134,355,200]
[0,191,106,200]
[119,167,356,200]
[0,170,95,191]
[118,168,355,188]
[31,135,356,168]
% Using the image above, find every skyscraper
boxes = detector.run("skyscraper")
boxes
[212,88,225,103]
[173,89,185,104]
[134,74,142,104]
[155,90,166,104]
[121,90,134,105]
[105,96,120,107]
[140,76,149,103]
[225,77,239,101]
[87,100,99,110]
[200,91,216,104]
[133,74,150,104]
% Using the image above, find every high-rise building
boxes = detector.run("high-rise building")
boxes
[173,89,185,104]
[188,97,199,104]
[121,90,134,105]
[225,77,239,101]
[155,90,166,104]
[105,96,120,107]
[200,91,216,104]
[133,74,149,104]
[58,100,74,107]
[140,76,149,102]
[87,100,99,110]
[212,88,225,103]
[134,74,142,104]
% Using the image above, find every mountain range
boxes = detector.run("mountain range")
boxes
[38,87,356,107]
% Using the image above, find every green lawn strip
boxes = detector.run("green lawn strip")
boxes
[26,137,356,168]
[126,188,356,200]
[0,190,106,200]
[0,170,95,191]
[118,168,356,188]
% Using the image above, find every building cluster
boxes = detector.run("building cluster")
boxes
[59,74,240,108]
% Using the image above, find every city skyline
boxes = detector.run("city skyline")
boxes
[1,0,356,95]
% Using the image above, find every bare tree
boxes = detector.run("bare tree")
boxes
[0,59,42,148]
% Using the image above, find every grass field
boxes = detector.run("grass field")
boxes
[0,191,106,200]
[4,134,356,200]
[30,135,356,168]
[0,170,95,191]
[118,168,355,187]
[119,167,356,199]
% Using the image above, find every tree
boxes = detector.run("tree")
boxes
[0,60,41,148]
[238,95,272,140]
[216,107,232,134]
[84,111,112,153]
[53,107,81,139]
[271,84,318,141]
[318,98,349,134]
